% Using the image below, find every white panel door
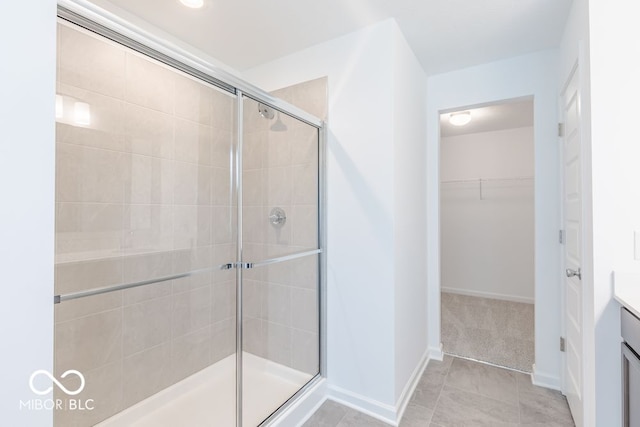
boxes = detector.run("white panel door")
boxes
[562,65,583,427]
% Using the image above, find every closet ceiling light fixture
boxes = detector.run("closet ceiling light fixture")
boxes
[179,0,204,8]
[449,111,472,126]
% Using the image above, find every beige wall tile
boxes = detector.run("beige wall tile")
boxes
[125,154,152,204]
[291,288,318,333]
[123,205,173,252]
[173,205,198,249]
[122,342,172,409]
[262,283,291,326]
[55,308,122,373]
[123,103,174,159]
[292,126,319,166]
[293,163,318,205]
[55,291,123,324]
[55,258,123,295]
[175,119,213,165]
[242,131,266,170]
[125,53,174,114]
[265,130,292,168]
[264,322,292,367]
[197,165,213,205]
[292,77,328,121]
[123,281,172,306]
[122,295,172,356]
[212,280,235,323]
[289,255,319,290]
[265,206,292,248]
[212,167,231,206]
[266,166,293,206]
[56,84,126,152]
[213,243,236,283]
[290,204,318,249]
[56,202,122,235]
[242,280,262,320]
[150,157,174,204]
[54,361,123,427]
[172,286,212,337]
[242,318,265,358]
[123,252,173,283]
[175,74,213,126]
[211,91,234,131]
[242,169,264,207]
[196,206,213,247]
[262,262,291,286]
[56,143,128,203]
[212,206,233,244]
[58,24,125,99]
[242,206,265,245]
[211,318,236,363]
[292,330,320,376]
[171,326,212,382]
[173,161,198,205]
[212,128,233,169]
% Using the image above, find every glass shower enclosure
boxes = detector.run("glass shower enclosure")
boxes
[53,8,324,427]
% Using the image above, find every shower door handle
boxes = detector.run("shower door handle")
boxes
[566,268,581,280]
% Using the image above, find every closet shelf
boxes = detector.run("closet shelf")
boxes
[440,176,533,185]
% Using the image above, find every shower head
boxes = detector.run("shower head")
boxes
[257,103,275,120]
[257,103,288,132]
[270,112,287,132]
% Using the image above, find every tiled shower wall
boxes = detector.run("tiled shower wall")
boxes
[54,22,236,426]
[241,79,327,376]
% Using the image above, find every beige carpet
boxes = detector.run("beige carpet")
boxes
[441,292,534,372]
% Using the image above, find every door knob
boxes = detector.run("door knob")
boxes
[566,268,582,280]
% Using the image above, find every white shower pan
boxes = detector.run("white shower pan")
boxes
[97,352,312,427]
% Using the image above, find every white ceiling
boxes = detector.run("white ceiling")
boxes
[88,0,573,74]
[440,99,534,137]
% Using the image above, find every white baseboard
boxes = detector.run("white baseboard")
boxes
[327,385,396,426]
[428,343,444,362]
[441,287,534,304]
[531,364,561,391]
[270,379,327,427]
[394,349,430,424]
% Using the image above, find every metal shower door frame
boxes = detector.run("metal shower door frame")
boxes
[56,3,327,427]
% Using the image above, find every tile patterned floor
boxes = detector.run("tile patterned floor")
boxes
[303,356,574,427]
[441,292,535,372]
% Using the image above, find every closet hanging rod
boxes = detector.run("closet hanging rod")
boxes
[440,176,534,184]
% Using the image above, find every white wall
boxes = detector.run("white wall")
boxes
[588,0,640,425]
[427,50,562,386]
[391,23,428,403]
[245,19,398,410]
[0,0,56,426]
[441,127,535,303]
[244,19,429,421]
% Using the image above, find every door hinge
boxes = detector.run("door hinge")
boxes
[559,229,565,244]
[560,337,566,352]
[558,123,565,137]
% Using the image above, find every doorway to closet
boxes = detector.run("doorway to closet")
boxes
[439,98,535,372]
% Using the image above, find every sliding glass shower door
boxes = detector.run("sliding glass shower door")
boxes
[53,15,322,427]
[239,97,321,426]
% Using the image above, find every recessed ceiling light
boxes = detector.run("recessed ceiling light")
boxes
[449,111,471,126]
[179,0,204,9]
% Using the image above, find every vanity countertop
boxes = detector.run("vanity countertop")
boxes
[614,271,640,319]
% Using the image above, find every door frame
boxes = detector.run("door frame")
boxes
[558,46,596,426]
[425,54,563,389]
